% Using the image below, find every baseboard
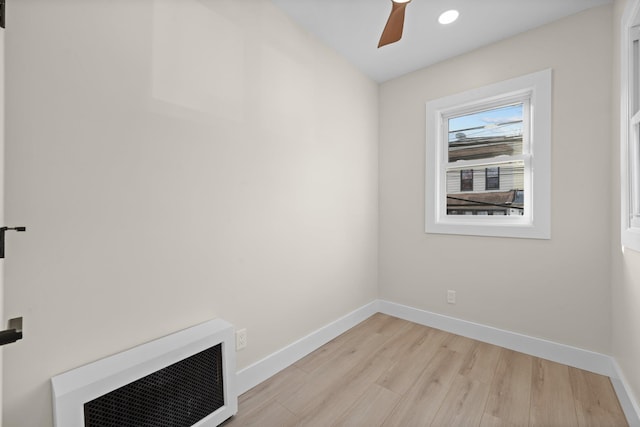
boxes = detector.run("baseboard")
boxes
[378,300,640,426]
[234,298,640,426]
[611,359,640,427]
[235,300,379,394]
[378,300,614,377]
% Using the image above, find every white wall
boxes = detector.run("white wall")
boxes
[2,1,379,426]
[379,6,613,353]
[612,0,640,411]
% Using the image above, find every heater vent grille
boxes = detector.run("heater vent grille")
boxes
[84,344,224,427]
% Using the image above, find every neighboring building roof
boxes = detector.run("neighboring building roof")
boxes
[447,190,523,209]
[448,135,522,162]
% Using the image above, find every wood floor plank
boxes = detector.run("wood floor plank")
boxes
[480,348,533,427]
[232,315,628,427]
[530,358,579,427]
[294,317,373,374]
[293,335,352,374]
[480,413,509,427]
[221,398,299,427]
[279,331,393,417]
[381,347,464,427]
[238,364,308,415]
[360,313,411,337]
[292,350,393,427]
[431,374,491,427]
[568,367,629,427]
[375,320,433,361]
[459,341,502,384]
[331,383,401,427]
[441,333,477,355]
[375,325,448,395]
[294,313,406,375]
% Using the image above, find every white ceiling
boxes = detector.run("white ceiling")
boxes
[270,0,612,82]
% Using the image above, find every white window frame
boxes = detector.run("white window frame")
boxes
[425,70,552,239]
[621,0,640,251]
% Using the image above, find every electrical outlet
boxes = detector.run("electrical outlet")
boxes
[236,329,247,351]
[447,290,456,304]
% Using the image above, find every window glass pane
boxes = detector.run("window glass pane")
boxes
[446,161,524,216]
[634,38,639,115]
[460,169,473,191]
[486,167,500,190]
[448,104,523,162]
[634,123,640,216]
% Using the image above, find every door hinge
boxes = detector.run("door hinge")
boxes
[0,226,26,258]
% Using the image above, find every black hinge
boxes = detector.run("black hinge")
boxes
[1,0,5,29]
[0,226,26,258]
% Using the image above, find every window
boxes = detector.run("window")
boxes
[621,0,640,251]
[425,70,551,239]
[460,169,473,191]
[485,167,500,190]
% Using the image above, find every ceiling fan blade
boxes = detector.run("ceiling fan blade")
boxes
[378,0,411,48]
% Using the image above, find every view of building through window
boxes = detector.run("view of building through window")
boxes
[445,103,525,216]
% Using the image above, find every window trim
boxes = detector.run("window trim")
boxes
[621,0,640,251]
[425,70,552,239]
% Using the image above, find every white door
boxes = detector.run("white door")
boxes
[1,18,6,425]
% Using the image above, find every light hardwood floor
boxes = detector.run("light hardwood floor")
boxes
[222,313,628,427]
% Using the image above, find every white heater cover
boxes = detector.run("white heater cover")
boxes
[51,319,237,427]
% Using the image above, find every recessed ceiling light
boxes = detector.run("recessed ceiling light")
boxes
[438,9,459,25]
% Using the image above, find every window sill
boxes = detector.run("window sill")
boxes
[426,217,550,240]
[622,226,640,252]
